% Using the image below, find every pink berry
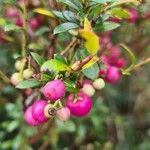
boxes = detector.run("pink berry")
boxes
[24,106,39,126]
[83,79,93,85]
[32,100,48,123]
[66,92,92,117]
[42,80,66,101]
[5,7,19,18]
[29,17,40,30]
[116,58,126,68]
[127,8,138,23]
[16,17,23,27]
[56,107,71,121]
[105,66,121,84]
[146,11,150,20]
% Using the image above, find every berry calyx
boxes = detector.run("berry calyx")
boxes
[44,104,57,118]
[56,107,70,121]
[42,80,66,101]
[32,100,48,123]
[66,92,92,117]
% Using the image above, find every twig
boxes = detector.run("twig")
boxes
[0,70,10,83]
[71,55,94,71]
[130,57,150,71]
[60,38,78,55]
[21,0,27,58]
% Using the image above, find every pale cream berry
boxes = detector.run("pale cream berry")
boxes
[93,78,105,90]
[11,72,23,85]
[82,84,95,97]
[15,59,25,71]
[23,68,34,79]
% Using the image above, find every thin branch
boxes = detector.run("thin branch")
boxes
[60,38,78,55]
[0,70,10,83]
[21,0,27,58]
[129,57,150,72]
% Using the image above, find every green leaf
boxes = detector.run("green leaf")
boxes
[31,52,45,66]
[35,27,50,36]
[120,44,137,75]
[107,7,129,19]
[16,79,42,89]
[62,11,78,21]
[53,22,79,34]
[64,80,79,93]
[120,44,136,65]
[41,73,52,81]
[41,59,71,72]
[89,0,117,4]
[95,21,120,32]
[54,53,68,64]
[4,24,21,32]
[82,63,99,80]
[105,0,140,10]
[57,0,82,10]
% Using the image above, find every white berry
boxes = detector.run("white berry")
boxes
[82,84,95,97]
[93,78,105,90]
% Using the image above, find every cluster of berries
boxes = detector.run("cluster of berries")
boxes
[24,79,105,126]
[5,6,44,30]
[99,32,126,84]
[11,59,34,85]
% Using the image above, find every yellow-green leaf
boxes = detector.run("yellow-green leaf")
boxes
[41,59,71,72]
[34,8,55,18]
[79,29,100,54]
[84,17,92,30]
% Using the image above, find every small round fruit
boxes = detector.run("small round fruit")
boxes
[32,100,48,123]
[82,84,95,97]
[24,106,39,126]
[23,68,34,79]
[66,92,92,117]
[93,78,105,90]
[15,61,24,71]
[56,107,70,121]
[15,59,26,71]
[10,72,23,85]
[42,80,66,101]
[105,66,121,84]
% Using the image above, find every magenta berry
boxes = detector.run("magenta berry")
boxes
[29,17,40,30]
[16,17,23,27]
[42,80,66,101]
[32,100,48,123]
[83,79,93,85]
[56,107,71,121]
[24,106,39,126]
[127,8,138,23]
[5,7,19,18]
[105,66,121,84]
[66,92,92,117]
